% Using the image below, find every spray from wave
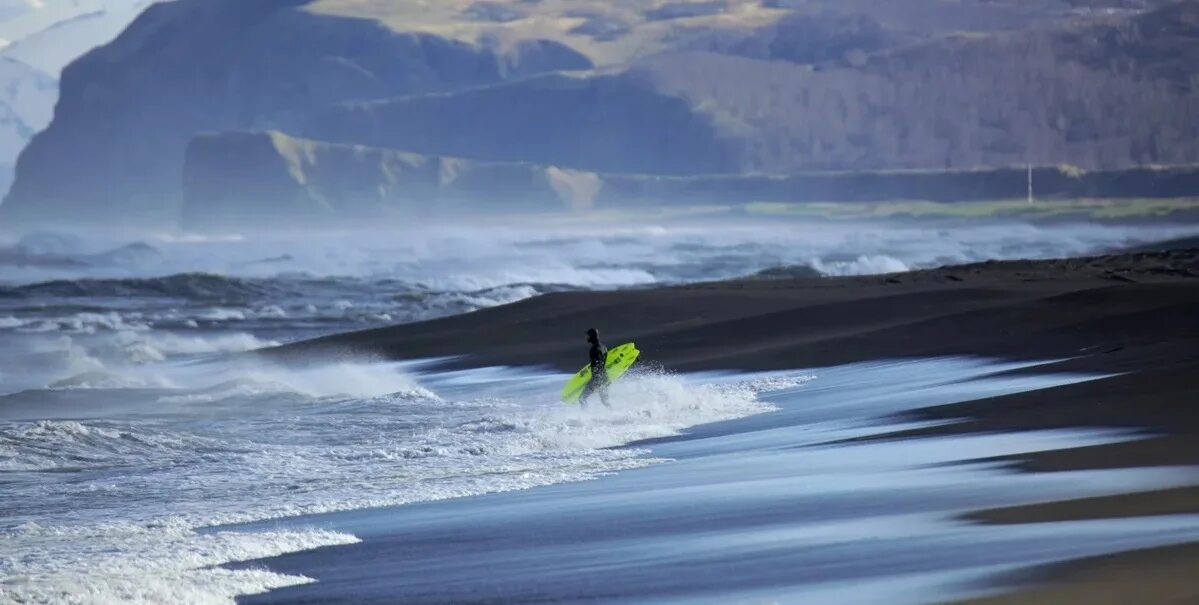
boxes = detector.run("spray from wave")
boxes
[0,355,811,604]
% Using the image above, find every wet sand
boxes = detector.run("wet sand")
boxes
[966,487,1199,524]
[953,542,1199,605]
[270,248,1199,602]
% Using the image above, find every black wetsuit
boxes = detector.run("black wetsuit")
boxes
[581,340,609,405]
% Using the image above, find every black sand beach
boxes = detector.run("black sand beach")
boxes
[258,248,1199,602]
[276,249,1199,461]
[278,249,1199,374]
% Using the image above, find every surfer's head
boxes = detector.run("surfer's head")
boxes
[586,328,599,343]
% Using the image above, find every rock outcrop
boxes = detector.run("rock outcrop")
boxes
[179,131,602,229]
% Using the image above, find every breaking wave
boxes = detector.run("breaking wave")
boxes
[0,272,286,300]
[4,221,1199,603]
[0,359,805,604]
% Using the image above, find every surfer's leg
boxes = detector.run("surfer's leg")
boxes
[598,379,611,407]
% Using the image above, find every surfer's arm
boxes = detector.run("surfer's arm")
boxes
[589,347,605,372]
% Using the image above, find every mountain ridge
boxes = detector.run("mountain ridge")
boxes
[0,0,590,226]
[3,0,1199,228]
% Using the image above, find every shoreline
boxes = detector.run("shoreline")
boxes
[260,248,1199,603]
[271,248,1199,375]
[226,355,1196,604]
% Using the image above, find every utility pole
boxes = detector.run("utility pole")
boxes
[1027,164,1034,204]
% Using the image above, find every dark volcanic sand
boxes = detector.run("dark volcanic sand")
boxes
[269,248,1199,602]
[275,249,1199,376]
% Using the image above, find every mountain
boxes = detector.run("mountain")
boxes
[0,0,592,227]
[0,0,164,197]
[305,72,737,175]
[306,3,1199,175]
[2,0,1198,228]
[0,0,161,75]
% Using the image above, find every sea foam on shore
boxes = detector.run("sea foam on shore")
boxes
[0,358,798,603]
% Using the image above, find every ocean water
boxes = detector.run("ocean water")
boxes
[3,221,1199,603]
[1,358,807,602]
[227,360,1199,605]
[3,221,1196,394]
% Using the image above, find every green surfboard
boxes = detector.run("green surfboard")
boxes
[560,342,639,403]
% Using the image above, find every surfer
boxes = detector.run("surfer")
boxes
[581,328,610,406]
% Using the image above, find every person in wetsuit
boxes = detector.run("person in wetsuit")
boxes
[581,327,610,406]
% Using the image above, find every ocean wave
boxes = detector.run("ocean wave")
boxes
[0,329,281,395]
[0,274,587,338]
[154,362,438,404]
[0,420,221,472]
[392,281,579,303]
[812,254,912,276]
[747,255,913,280]
[0,362,804,604]
[48,370,175,391]
[0,234,159,272]
[0,233,161,278]
[17,311,151,334]
[391,282,582,318]
[0,272,283,300]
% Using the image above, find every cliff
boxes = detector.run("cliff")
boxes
[181,131,1199,228]
[179,131,602,229]
[0,0,590,227]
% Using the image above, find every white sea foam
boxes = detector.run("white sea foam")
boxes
[4,221,1199,603]
[523,371,789,450]
[17,312,150,334]
[0,361,800,604]
[196,308,247,321]
[0,521,359,605]
[812,254,911,276]
[141,332,278,356]
[5,221,1197,286]
[0,323,281,393]
[156,361,437,402]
